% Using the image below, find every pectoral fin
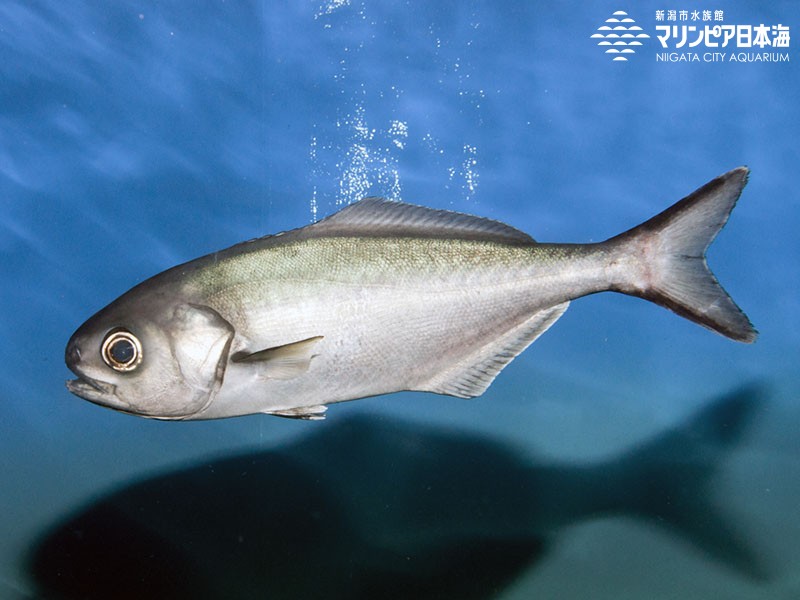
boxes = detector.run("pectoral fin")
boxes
[231,336,323,380]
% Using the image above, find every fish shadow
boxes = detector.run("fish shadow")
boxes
[28,385,768,599]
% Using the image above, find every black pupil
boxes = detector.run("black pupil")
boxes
[110,339,135,364]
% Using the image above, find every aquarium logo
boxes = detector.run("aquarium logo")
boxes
[591,10,651,61]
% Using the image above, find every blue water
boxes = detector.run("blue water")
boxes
[2,1,799,598]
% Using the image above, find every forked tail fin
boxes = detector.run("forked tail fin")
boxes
[607,167,757,342]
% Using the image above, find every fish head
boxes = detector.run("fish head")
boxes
[65,294,235,419]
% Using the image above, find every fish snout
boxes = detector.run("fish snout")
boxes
[65,336,83,371]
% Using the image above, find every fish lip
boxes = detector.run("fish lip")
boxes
[65,375,199,420]
[68,374,112,394]
[65,375,128,411]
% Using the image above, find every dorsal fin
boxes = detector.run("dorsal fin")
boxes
[310,198,536,244]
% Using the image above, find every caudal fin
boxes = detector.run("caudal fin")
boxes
[608,167,757,342]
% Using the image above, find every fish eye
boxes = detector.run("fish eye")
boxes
[101,329,143,372]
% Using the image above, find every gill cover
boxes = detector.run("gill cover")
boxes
[118,303,235,419]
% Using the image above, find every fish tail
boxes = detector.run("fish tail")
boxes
[607,167,757,343]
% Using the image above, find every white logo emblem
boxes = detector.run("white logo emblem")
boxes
[591,10,651,61]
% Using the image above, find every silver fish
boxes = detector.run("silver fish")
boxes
[65,168,756,420]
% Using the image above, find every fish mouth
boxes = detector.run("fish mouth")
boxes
[65,375,130,412]
[65,375,198,420]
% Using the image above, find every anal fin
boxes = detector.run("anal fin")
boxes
[419,302,569,398]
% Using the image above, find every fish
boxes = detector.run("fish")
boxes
[65,167,757,420]
[30,387,767,599]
